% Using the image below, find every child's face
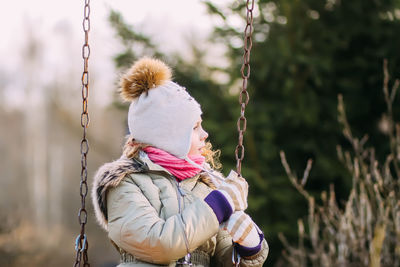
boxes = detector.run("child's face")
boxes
[188,117,208,156]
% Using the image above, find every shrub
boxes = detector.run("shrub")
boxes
[278,60,400,267]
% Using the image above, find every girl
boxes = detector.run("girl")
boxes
[92,57,268,266]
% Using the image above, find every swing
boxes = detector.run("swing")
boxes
[73,0,255,266]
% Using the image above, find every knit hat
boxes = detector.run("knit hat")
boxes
[120,57,202,159]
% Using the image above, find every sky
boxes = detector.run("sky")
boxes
[1,0,215,52]
[0,0,230,108]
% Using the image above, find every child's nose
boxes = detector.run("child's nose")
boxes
[201,129,209,140]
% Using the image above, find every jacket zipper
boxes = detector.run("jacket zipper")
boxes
[174,180,191,259]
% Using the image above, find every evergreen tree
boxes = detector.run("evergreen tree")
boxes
[205,0,400,264]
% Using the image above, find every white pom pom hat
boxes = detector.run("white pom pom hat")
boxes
[128,81,202,158]
[121,58,202,159]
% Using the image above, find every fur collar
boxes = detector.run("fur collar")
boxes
[91,156,149,230]
[91,153,221,231]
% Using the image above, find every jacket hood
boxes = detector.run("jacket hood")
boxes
[91,155,149,230]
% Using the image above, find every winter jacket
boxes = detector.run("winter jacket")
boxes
[92,152,268,266]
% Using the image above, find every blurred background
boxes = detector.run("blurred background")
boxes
[1,0,400,266]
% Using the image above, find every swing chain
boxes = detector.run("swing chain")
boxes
[235,0,254,176]
[74,0,91,266]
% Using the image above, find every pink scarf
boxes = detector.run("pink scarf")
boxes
[143,146,205,181]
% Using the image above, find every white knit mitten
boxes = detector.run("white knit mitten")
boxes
[217,170,249,211]
[222,211,260,247]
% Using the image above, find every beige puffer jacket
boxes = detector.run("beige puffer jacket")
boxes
[92,153,268,266]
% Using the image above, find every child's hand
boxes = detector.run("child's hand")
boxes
[217,170,249,211]
[222,210,261,247]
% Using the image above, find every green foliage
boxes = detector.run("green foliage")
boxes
[205,0,400,264]
[279,64,400,266]
[108,10,163,68]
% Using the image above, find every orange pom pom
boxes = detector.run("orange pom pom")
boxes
[120,57,172,101]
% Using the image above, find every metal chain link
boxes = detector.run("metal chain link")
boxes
[232,3,255,265]
[235,0,255,176]
[74,0,91,266]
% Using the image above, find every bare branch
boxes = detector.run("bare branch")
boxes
[301,159,313,186]
[280,151,313,200]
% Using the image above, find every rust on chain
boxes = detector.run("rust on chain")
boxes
[235,0,255,176]
[74,0,91,266]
